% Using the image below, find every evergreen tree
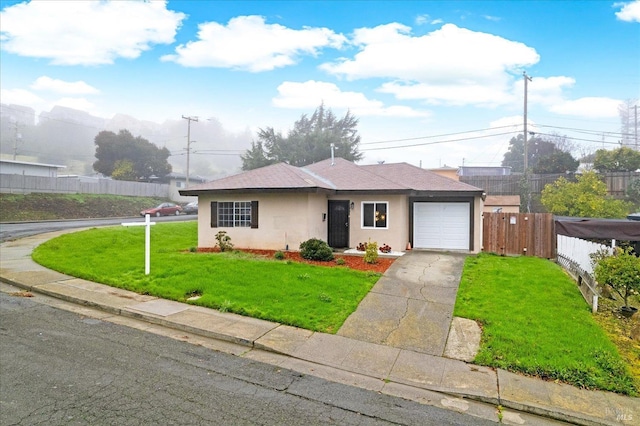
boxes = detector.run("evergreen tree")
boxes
[241,104,363,170]
[93,129,171,180]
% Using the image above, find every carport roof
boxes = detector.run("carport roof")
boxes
[180,158,482,195]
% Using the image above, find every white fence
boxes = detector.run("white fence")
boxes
[556,235,613,312]
[0,174,170,199]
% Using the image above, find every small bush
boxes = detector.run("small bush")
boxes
[364,241,378,264]
[215,231,234,252]
[274,250,285,260]
[335,258,346,266]
[299,238,334,261]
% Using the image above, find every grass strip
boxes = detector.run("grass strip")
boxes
[454,253,637,396]
[32,222,379,333]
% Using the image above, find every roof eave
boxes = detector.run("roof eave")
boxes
[180,187,334,196]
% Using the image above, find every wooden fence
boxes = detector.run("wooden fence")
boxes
[461,171,640,198]
[482,212,555,258]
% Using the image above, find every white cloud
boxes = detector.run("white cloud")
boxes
[615,1,640,22]
[320,23,539,107]
[549,97,622,118]
[483,15,501,22]
[0,88,46,107]
[30,76,100,95]
[272,80,431,117]
[0,0,185,66]
[523,76,575,106]
[161,15,347,71]
[415,14,443,25]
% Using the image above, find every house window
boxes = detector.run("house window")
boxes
[211,201,258,228]
[362,202,388,229]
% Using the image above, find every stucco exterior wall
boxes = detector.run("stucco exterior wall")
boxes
[473,196,484,254]
[197,192,479,254]
[346,194,409,252]
[198,192,328,250]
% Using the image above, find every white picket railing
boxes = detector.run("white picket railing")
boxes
[556,235,613,313]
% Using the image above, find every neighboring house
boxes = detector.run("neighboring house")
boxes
[180,158,485,253]
[427,165,459,181]
[483,195,521,213]
[0,159,65,177]
[167,172,208,202]
[458,166,511,176]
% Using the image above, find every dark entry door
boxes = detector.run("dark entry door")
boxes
[328,200,350,248]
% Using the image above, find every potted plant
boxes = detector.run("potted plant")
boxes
[593,247,640,317]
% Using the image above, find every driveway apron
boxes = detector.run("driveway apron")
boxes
[337,251,467,356]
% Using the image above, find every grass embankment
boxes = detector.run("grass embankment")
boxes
[32,222,379,333]
[0,193,168,222]
[455,253,638,396]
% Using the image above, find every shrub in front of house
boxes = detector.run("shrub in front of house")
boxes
[364,241,378,264]
[299,238,334,261]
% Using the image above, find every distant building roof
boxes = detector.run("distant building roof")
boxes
[458,166,511,176]
[0,159,66,169]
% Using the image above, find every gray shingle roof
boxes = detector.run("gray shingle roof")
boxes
[182,158,482,194]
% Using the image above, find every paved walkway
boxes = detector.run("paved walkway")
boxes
[339,251,466,356]
[1,230,638,425]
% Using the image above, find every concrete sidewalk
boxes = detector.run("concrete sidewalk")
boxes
[1,231,638,425]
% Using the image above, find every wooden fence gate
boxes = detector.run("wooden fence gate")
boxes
[482,212,555,258]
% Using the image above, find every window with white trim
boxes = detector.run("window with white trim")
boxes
[362,202,388,229]
[218,201,252,227]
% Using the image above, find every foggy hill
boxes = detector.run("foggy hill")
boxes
[0,103,252,178]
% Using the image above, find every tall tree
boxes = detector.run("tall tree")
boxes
[241,104,363,170]
[93,129,171,180]
[502,134,577,173]
[533,151,579,174]
[541,171,632,218]
[593,147,640,172]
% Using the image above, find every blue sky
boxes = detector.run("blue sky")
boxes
[1,0,639,170]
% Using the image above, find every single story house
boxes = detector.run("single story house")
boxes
[483,195,521,213]
[180,158,485,253]
[166,172,209,202]
[0,159,66,177]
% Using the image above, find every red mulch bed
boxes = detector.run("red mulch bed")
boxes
[197,248,395,273]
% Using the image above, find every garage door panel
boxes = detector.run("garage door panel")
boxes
[413,202,469,250]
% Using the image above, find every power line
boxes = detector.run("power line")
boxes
[360,131,519,152]
[360,125,519,145]
[533,131,622,146]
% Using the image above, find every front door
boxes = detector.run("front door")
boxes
[328,200,350,248]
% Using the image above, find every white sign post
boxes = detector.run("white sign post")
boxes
[122,214,156,275]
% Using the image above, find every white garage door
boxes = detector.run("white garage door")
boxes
[413,202,470,250]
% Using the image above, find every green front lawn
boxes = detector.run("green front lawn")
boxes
[455,253,637,396]
[32,222,379,333]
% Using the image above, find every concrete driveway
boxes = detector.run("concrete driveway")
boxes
[338,250,467,356]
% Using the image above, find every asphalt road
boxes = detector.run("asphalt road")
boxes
[0,291,493,426]
[0,215,195,242]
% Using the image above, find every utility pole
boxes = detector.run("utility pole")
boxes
[635,104,638,151]
[523,71,533,213]
[523,71,532,172]
[12,121,21,160]
[182,115,198,187]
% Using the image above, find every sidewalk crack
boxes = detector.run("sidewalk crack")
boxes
[382,297,409,345]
